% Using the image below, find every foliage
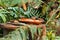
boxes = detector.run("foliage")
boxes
[0,0,60,40]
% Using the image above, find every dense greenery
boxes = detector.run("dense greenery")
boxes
[0,0,60,40]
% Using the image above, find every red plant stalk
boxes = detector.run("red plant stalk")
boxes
[19,18,44,25]
[37,24,46,39]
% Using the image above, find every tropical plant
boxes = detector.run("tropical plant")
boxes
[0,0,60,40]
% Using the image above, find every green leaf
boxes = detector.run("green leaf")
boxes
[0,13,6,23]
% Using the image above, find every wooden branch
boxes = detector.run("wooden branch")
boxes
[0,23,19,30]
[18,18,44,25]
